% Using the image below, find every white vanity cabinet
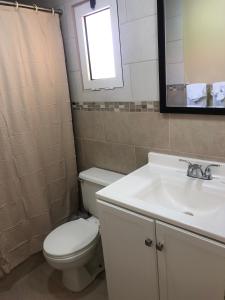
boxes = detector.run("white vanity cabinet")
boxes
[157,221,225,300]
[98,201,159,300]
[98,201,225,300]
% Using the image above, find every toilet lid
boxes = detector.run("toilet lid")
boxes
[43,218,99,257]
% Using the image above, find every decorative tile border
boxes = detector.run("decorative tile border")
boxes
[72,101,160,112]
[167,83,212,92]
[167,84,186,92]
[167,84,213,107]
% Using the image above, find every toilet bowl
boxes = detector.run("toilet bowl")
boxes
[43,167,124,292]
[43,217,103,292]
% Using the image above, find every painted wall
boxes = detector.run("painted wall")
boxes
[166,0,225,84]
[183,0,225,83]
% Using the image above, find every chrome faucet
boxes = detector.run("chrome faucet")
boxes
[179,159,220,180]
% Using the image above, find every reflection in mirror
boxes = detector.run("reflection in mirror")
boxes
[165,0,225,108]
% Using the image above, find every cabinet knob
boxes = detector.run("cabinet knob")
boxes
[156,242,164,251]
[145,239,153,247]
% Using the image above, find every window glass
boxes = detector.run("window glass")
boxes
[75,0,123,90]
[84,8,116,80]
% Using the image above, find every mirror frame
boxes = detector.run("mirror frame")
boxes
[157,0,225,115]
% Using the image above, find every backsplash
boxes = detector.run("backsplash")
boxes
[74,109,225,175]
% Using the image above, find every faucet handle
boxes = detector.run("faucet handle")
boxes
[179,159,192,166]
[203,164,221,180]
[205,164,221,169]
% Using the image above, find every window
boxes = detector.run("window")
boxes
[74,0,123,90]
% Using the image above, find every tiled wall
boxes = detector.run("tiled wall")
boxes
[23,0,225,175]
[24,0,159,103]
[74,109,225,174]
[165,0,185,85]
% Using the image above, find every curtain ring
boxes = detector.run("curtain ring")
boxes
[15,1,19,9]
[33,4,38,12]
[51,8,55,16]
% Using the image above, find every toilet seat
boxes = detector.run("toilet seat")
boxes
[43,217,99,259]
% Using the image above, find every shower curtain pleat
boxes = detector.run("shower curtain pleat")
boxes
[0,6,77,274]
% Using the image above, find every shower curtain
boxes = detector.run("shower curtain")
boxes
[0,6,77,275]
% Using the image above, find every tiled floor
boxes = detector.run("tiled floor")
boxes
[0,253,108,300]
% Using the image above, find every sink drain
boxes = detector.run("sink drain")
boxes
[183,211,194,217]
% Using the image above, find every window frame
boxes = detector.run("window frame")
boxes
[74,0,123,90]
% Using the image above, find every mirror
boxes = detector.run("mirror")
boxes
[158,0,225,114]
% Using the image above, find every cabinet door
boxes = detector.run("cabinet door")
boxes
[156,221,225,300]
[98,200,159,300]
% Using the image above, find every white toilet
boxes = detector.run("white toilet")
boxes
[43,167,124,292]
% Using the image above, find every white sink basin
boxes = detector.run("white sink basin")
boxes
[97,152,225,244]
[136,176,225,217]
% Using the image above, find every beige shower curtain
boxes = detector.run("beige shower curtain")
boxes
[0,6,77,275]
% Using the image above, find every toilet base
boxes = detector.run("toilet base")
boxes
[62,244,104,292]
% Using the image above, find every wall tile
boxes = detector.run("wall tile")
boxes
[135,146,151,168]
[73,111,105,141]
[106,65,132,101]
[80,139,136,174]
[126,0,156,21]
[55,4,69,41]
[135,147,175,168]
[117,0,127,24]
[166,40,183,64]
[26,0,62,6]
[64,1,77,39]
[82,88,111,103]
[103,112,132,144]
[170,115,225,158]
[25,0,160,104]
[69,65,132,103]
[166,16,183,42]
[63,37,80,72]
[167,84,186,106]
[121,15,158,64]
[67,71,84,102]
[129,112,170,148]
[134,145,225,170]
[23,0,225,213]
[74,138,87,171]
[166,63,185,84]
[165,0,182,18]
[130,60,159,101]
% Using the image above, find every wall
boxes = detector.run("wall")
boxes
[23,0,159,103]
[74,106,225,174]
[165,0,185,85]
[183,0,225,83]
[166,0,225,84]
[23,0,225,175]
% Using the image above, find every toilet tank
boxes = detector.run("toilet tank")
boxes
[79,168,124,217]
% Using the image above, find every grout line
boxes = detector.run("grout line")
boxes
[123,58,158,66]
[120,12,157,25]
[101,109,107,142]
[168,113,172,151]
[80,137,135,148]
[124,0,127,22]
[76,137,173,151]
[166,39,183,44]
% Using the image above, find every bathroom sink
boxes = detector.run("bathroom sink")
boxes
[135,176,225,217]
[96,152,225,244]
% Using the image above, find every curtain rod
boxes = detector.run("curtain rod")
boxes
[0,1,63,15]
